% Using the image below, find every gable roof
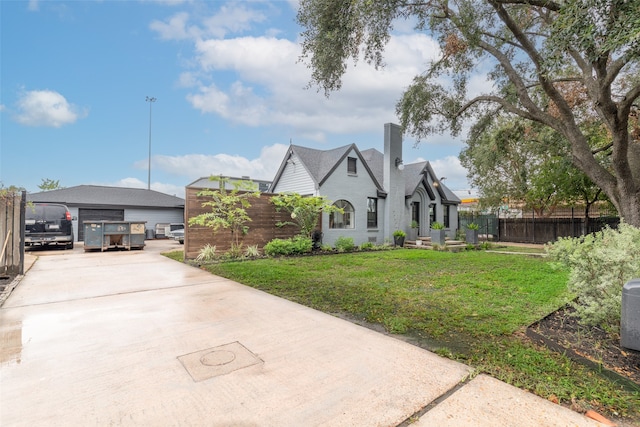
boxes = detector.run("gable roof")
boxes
[404,161,461,204]
[271,143,459,203]
[272,144,384,191]
[360,148,384,185]
[27,185,185,208]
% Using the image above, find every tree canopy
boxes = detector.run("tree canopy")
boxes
[297,0,640,226]
[38,178,63,191]
[460,113,608,216]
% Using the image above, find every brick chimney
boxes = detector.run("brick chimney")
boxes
[383,123,404,240]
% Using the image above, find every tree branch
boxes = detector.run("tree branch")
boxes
[459,95,541,123]
[591,143,613,155]
[493,0,561,12]
[476,39,552,124]
[620,83,640,114]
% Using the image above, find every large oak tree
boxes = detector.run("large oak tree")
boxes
[297,0,640,226]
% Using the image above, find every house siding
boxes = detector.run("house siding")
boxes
[271,154,317,195]
[320,148,384,246]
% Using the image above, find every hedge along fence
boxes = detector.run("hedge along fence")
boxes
[184,187,303,260]
[0,191,25,275]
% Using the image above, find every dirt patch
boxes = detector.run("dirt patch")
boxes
[528,305,640,389]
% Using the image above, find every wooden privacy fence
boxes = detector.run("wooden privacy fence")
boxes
[497,216,620,244]
[184,189,301,260]
[0,191,25,275]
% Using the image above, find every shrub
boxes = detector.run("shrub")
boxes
[334,236,355,252]
[264,236,313,257]
[225,244,245,259]
[546,222,640,330]
[244,245,260,258]
[195,244,217,262]
[431,221,445,230]
[360,241,374,251]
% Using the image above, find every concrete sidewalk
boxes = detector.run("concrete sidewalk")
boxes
[0,240,605,426]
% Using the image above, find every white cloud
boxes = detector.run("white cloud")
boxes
[201,4,266,38]
[183,32,441,138]
[185,83,230,115]
[149,12,198,40]
[151,4,266,41]
[135,143,289,182]
[13,89,85,127]
[106,177,186,199]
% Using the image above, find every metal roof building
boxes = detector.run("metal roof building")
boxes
[27,185,185,241]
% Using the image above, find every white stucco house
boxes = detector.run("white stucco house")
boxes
[270,123,461,246]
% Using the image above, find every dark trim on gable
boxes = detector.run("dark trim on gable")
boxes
[318,144,384,192]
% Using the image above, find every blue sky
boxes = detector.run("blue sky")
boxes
[1,0,472,198]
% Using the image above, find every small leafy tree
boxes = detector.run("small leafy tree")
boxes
[546,222,640,331]
[271,193,341,237]
[189,177,260,256]
[38,178,63,191]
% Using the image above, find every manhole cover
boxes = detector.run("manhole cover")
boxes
[178,341,263,382]
[200,350,236,366]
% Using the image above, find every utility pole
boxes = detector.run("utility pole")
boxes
[146,96,157,190]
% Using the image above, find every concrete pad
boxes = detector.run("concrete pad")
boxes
[414,374,603,427]
[0,242,471,426]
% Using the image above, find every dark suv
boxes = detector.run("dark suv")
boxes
[25,203,75,249]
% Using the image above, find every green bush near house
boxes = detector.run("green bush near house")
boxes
[334,236,355,252]
[264,236,313,257]
[360,242,374,251]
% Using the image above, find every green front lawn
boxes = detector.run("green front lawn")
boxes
[165,248,639,419]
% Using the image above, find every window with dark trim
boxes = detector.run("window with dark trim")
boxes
[411,202,420,226]
[429,204,436,224]
[347,157,357,174]
[367,198,378,228]
[443,205,450,228]
[330,200,355,229]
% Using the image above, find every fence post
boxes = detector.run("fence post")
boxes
[532,209,536,243]
[20,191,26,274]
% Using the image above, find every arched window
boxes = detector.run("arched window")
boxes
[329,200,354,229]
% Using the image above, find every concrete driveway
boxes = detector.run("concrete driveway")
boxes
[1,240,604,426]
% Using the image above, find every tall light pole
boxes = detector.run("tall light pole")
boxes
[146,96,157,190]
